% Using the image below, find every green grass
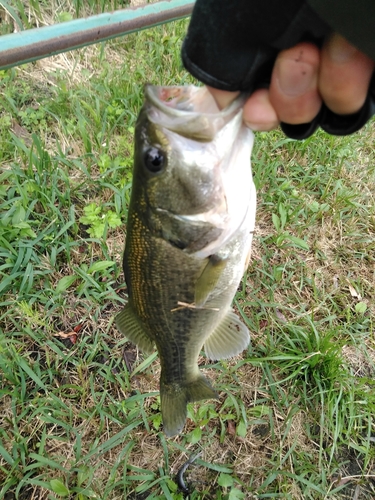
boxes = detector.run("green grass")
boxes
[1,2,375,499]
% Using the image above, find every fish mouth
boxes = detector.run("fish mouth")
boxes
[144,84,246,142]
[144,84,246,115]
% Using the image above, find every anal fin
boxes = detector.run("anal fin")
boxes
[115,304,154,354]
[204,309,250,360]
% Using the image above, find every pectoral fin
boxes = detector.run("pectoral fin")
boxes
[204,310,250,360]
[195,255,227,307]
[116,304,155,354]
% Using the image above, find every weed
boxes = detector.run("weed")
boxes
[79,202,122,239]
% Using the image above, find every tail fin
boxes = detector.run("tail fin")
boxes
[160,373,218,437]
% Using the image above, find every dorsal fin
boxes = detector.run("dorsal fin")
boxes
[116,304,155,354]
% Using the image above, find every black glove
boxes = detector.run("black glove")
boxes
[182,0,375,139]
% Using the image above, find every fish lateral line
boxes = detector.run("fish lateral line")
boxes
[170,300,220,313]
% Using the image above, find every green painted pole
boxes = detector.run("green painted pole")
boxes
[0,0,194,70]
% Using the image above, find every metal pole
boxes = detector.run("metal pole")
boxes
[0,0,195,70]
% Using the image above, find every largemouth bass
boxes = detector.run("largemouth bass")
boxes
[116,85,256,437]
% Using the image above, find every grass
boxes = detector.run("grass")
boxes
[1,1,375,498]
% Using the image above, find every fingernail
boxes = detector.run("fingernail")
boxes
[276,59,315,97]
[244,122,262,131]
[244,122,276,131]
[327,34,358,63]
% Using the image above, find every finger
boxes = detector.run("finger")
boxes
[206,86,240,110]
[207,86,279,131]
[243,88,279,130]
[269,42,322,124]
[319,34,375,115]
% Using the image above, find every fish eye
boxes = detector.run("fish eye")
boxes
[144,147,165,173]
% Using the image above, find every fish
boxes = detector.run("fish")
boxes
[116,84,256,437]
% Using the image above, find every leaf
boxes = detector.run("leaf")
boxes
[272,213,280,232]
[195,460,232,473]
[15,223,37,238]
[229,488,246,500]
[18,358,47,392]
[106,210,122,228]
[236,420,247,438]
[286,234,310,251]
[0,443,14,466]
[50,479,70,496]
[355,302,367,314]
[90,222,105,238]
[309,201,320,213]
[79,215,94,225]
[166,479,178,493]
[53,332,74,339]
[57,11,73,22]
[275,309,287,323]
[189,426,202,444]
[348,283,362,300]
[152,413,162,431]
[55,275,78,294]
[259,319,268,329]
[53,331,78,344]
[12,205,26,224]
[218,473,234,488]
[227,420,236,436]
[11,120,32,144]
[83,203,101,217]
[131,351,158,376]
[88,260,114,273]
[278,203,287,229]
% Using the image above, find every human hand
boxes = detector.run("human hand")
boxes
[208,34,375,131]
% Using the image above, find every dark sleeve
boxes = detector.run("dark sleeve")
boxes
[307,0,375,60]
[181,0,375,139]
